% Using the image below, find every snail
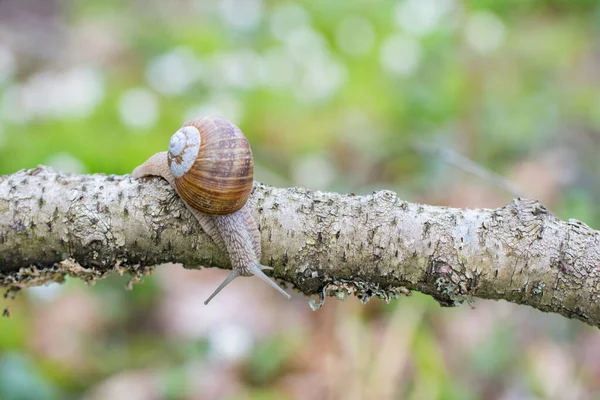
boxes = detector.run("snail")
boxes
[132,116,291,304]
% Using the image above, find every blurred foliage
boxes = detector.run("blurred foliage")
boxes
[1,0,600,398]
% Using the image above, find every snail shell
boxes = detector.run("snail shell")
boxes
[168,117,254,216]
[132,115,291,303]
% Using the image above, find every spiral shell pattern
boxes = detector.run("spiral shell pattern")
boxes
[168,116,254,215]
[168,126,201,178]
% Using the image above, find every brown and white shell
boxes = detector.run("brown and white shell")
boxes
[167,116,254,215]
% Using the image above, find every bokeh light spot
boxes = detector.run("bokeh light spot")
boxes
[0,44,15,84]
[394,0,455,36]
[208,324,253,362]
[269,3,311,42]
[336,16,376,56]
[146,47,202,96]
[465,11,506,54]
[291,154,336,189]
[118,88,160,130]
[218,0,264,31]
[46,152,87,174]
[380,34,421,76]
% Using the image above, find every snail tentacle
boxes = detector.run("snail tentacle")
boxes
[203,269,240,305]
[203,264,290,305]
[248,265,291,299]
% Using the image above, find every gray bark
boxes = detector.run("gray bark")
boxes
[1,166,599,328]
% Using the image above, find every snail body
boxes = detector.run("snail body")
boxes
[132,116,291,304]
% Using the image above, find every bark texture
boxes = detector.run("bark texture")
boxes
[1,167,599,328]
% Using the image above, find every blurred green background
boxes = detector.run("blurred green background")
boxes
[1,0,600,399]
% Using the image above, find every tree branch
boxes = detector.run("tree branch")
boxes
[1,167,599,328]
